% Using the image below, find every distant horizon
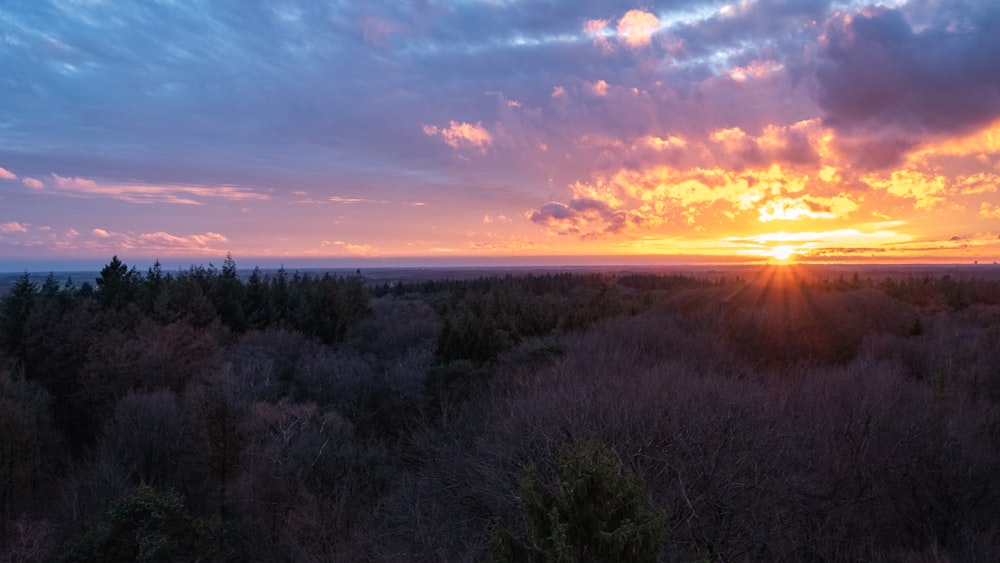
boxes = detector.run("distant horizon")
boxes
[2,254,997,275]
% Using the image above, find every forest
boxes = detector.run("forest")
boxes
[1,256,999,562]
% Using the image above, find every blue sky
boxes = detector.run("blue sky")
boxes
[3,0,1000,271]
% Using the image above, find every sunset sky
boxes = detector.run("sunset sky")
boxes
[3,0,1000,271]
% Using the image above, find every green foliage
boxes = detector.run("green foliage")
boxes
[491,439,668,563]
[96,256,140,310]
[0,272,36,357]
[59,486,217,563]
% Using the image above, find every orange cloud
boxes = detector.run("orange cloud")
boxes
[980,203,1000,219]
[757,195,859,222]
[863,169,948,211]
[616,9,659,48]
[0,167,15,180]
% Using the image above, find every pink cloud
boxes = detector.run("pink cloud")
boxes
[21,227,230,255]
[584,18,612,52]
[49,174,269,204]
[138,231,227,249]
[0,167,15,180]
[424,120,493,152]
[616,9,659,48]
[320,239,380,256]
[1,221,28,233]
[22,177,43,190]
[589,80,610,97]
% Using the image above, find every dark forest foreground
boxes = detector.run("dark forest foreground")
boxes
[2,257,999,562]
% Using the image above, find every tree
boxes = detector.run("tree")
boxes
[0,369,57,548]
[212,253,246,331]
[95,256,139,310]
[491,439,667,563]
[0,273,36,358]
[58,486,216,563]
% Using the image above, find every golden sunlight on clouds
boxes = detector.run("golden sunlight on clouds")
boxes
[757,195,859,222]
[980,203,1000,219]
[911,120,1000,160]
[524,110,1000,263]
[863,169,949,211]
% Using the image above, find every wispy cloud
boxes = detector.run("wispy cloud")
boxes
[1,221,29,233]
[22,177,44,190]
[49,174,269,204]
[423,121,493,153]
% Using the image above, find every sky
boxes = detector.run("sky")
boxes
[2,0,1000,271]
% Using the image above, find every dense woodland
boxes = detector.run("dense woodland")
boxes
[1,256,999,562]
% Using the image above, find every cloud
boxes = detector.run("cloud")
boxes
[588,79,610,97]
[360,15,406,48]
[584,18,612,52]
[50,174,269,204]
[320,239,380,256]
[1,221,28,233]
[424,120,493,152]
[138,231,227,250]
[527,198,650,238]
[6,226,230,255]
[328,195,391,204]
[863,169,949,211]
[817,5,1000,167]
[22,177,44,190]
[980,203,1000,219]
[757,195,859,222]
[0,167,16,180]
[483,214,512,225]
[616,9,659,48]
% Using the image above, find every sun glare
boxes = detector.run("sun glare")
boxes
[771,245,795,261]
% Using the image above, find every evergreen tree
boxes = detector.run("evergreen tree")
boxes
[491,440,667,563]
[95,256,138,310]
[0,272,37,357]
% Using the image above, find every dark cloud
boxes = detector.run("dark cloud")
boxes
[529,197,642,238]
[817,4,1000,167]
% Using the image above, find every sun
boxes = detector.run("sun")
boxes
[771,245,795,261]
